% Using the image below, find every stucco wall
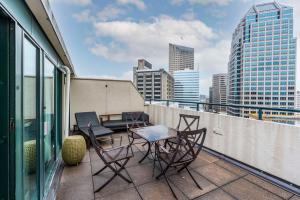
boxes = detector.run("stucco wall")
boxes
[70,78,145,128]
[145,104,300,186]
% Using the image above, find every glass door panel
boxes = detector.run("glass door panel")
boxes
[23,38,38,200]
[43,58,55,182]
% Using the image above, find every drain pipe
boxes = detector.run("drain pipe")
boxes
[61,65,71,138]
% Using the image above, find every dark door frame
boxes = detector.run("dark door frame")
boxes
[0,10,15,200]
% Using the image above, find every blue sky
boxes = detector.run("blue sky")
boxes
[50,0,300,95]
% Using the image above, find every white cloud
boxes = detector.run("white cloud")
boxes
[50,0,91,6]
[91,16,217,65]
[89,15,231,95]
[169,0,184,6]
[73,9,94,22]
[73,5,125,22]
[169,0,232,6]
[97,5,125,21]
[189,0,232,6]
[181,9,196,20]
[92,70,133,81]
[116,0,146,10]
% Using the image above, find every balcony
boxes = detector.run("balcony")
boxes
[55,78,300,200]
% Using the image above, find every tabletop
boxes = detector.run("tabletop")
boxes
[131,125,177,143]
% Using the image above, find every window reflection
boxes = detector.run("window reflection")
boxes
[23,38,37,200]
[44,57,55,181]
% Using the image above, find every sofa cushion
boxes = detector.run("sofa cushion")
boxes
[102,120,128,128]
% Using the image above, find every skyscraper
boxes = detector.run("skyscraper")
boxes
[296,91,300,109]
[173,69,200,108]
[227,2,297,117]
[133,60,174,100]
[169,43,194,74]
[211,73,228,112]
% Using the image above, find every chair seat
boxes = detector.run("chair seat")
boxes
[103,145,133,163]
[80,125,113,137]
[158,149,193,165]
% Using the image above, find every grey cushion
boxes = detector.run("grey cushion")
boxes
[102,120,146,129]
[80,125,113,137]
[102,120,128,128]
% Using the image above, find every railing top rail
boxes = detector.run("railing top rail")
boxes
[145,99,300,113]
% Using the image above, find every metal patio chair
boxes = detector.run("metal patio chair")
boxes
[155,128,207,199]
[88,124,133,193]
[124,112,150,163]
[165,114,200,149]
[75,112,113,148]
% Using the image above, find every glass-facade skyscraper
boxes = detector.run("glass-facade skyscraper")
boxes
[174,70,200,108]
[227,2,297,117]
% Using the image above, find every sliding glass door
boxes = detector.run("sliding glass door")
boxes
[23,37,38,200]
[43,57,56,184]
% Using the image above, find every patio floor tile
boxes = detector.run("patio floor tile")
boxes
[137,180,188,200]
[168,170,217,199]
[57,176,94,200]
[189,157,211,169]
[215,159,248,177]
[223,178,282,200]
[93,171,135,198]
[194,163,238,186]
[198,151,219,163]
[60,162,92,186]
[127,162,157,186]
[95,188,142,200]
[194,189,236,200]
[244,174,294,199]
[290,195,300,200]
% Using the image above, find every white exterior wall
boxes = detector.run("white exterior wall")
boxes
[70,78,145,129]
[145,104,300,186]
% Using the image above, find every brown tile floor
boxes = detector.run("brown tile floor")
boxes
[57,134,299,200]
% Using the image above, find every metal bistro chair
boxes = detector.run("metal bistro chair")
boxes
[155,128,207,199]
[88,124,133,193]
[165,114,200,150]
[125,112,150,163]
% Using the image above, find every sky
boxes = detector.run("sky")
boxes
[49,0,300,95]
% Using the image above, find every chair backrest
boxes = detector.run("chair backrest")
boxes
[170,128,207,164]
[124,112,147,130]
[75,112,100,128]
[87,123,105,159]
[176,114,200,131]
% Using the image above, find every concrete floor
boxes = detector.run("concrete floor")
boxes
[57,133,299,200]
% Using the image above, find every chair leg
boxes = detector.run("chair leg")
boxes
[177,162,190,173]
[114,160,132,183]
[163,173,178,200]
[186,167,202,190]
[94,173,117,193]
[138,141,151,163]
[93,165,107,176]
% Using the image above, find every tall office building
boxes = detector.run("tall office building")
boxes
[227,2,297,117]
[211,73,228,112]
[296,91,300,109]
[133,60,174,100]
[173,70,200,108]
[169,43,194,74]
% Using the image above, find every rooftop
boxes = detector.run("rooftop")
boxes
[57,132,299,200]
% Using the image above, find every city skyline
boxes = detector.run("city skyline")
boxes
[50,0,300,95]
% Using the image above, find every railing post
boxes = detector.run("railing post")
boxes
[258,108,263,120]
[196,103,199,111]
[166,100,169,107]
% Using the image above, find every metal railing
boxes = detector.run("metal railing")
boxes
[145,99,300,121]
